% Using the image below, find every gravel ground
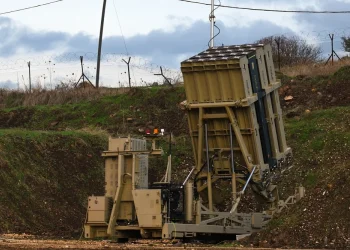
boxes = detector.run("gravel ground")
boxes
[0,234,326,250]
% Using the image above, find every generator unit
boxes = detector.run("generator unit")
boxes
[84,44,304,240]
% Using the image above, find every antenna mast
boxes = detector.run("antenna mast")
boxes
[209,0,215,48]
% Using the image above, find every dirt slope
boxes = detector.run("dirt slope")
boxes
[0,130,106,237]
[0,87,193,238]
[242,67,350,248]
[279,66,350,113]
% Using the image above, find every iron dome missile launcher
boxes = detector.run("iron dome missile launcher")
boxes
[84,44,304,240]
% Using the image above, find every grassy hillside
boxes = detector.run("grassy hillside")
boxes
[225,105,350,249]
[279,66,350,111]
[0,87,187,136]
[0,130,107,236]
[0,66,349,248]
[243,107,350,248]
[0,86,191,237]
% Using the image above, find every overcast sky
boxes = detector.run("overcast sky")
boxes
[1,0,350,88]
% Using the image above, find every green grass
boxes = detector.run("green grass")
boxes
[264,106,350,232]
[0,87,186,133]
[310,136,325,151]
[305,172,318,187]
[267,218,285,229]
[285,106,350,160]
[0,129,108,235]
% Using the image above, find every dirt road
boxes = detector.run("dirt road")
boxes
[0,235,324,250]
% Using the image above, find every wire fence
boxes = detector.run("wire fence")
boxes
[0,52,183,89]
[1,26,350,89]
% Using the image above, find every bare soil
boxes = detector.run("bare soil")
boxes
[0,234,322,250]
[241,67,350,249]
[279,66,350,113]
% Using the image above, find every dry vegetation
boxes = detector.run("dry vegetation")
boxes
[281,57,350,77]
[257,35,323,67]
[0,86,129,108]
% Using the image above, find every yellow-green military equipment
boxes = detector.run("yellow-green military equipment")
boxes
[181,44,291,210]
[84,44,302,241]
[84,136,164,239]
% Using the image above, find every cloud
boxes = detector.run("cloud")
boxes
[0,80,17,89]
[0,17,69,57]
[0,16,294,67]
[295,1,350,32]
[293,1,350,53]
[8,0,350,68]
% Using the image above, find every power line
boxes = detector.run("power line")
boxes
[112,0,137,85]
[0,0,64,16]
[113,0,129,55]
[178,0,350,14]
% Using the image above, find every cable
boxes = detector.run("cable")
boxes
[208,0,221,47]
[112,0,137,86]
[0,0,63,16]
[178,0,350,14]
[113,0,129,56]
[208,23,221,47]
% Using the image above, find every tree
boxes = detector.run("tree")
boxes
[341,36,350,52]
[256,35,323,67]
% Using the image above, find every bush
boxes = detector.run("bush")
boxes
[256,35,323,68]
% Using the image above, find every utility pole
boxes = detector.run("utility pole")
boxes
[28,61,32,93]
[122,57,132,89]
[275,37,281,71]
[325,34,341,65]
[96,0,107,88]
[81,56,85,83]
[48,60,52,89]
[43,74,46,87]
[22,75,27,90]
[75,56,94,88]
[16,72,19,90]
[331,34,334,65]
[154,67,172,87]
[209,0,215,48]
